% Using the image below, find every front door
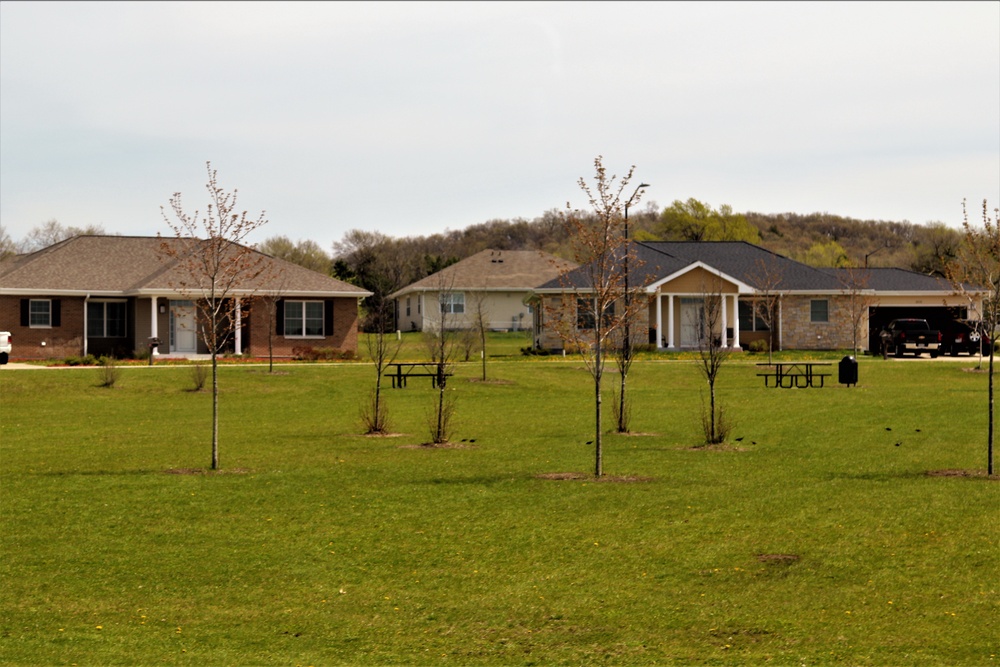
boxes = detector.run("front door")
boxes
[680,298,705,347]
[170,301,198,353]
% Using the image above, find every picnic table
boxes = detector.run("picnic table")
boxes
[756,362,832,388]
[385,362,453,388]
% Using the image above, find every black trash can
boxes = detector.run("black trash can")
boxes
[839,356,858,387]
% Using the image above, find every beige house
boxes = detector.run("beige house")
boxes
[391,249,577,333]
[0,235,371,360]
[532,241,982,353]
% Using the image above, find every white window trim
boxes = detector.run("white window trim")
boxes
[87,299,128,338]
[29,299,52,328]
[284,300,326,339]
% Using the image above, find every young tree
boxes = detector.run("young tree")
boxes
[361,305,404,435]
[467,285,491,381]
[947,198,1000,476]
[696,277,734,445]
[160,162,269,470]
[424,272,458,444]
[838,264,878,358]
[553,156,647,476]
[747,256,785,364]
[259,268,290,374]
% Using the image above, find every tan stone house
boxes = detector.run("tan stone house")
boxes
[531,241,981,353]
[391,249,577,333]
[0,235,371,360]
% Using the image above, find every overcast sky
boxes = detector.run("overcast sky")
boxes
[2,1,998,252]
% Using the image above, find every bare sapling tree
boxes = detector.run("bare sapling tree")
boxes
[947,198,1000,476]
[838,263,878,358]
[160,162,269,470]
[697,277,734,445]
[747,256,785,364]
[552,156,646,476]
[260,267,289,374]
[362,304,404,435]
[469,285,491,381]
[425,272,458,444]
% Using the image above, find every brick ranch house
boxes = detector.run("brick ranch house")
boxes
[391,248,576,333]
[0,235,371,360]
[530,241,982,353]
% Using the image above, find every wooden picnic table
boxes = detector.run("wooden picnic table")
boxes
[385,362,453,388]
[756,362,832,388]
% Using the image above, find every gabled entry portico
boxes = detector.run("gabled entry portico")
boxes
[649,263,747,350]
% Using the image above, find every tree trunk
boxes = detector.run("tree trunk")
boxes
[989,345,995,476]
[211,350,220,470]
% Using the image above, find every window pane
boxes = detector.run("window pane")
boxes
[29,300,51,327]
[285,301,304,336]
[87,302,105,337]
[107,302,127,337]
[810,300,829,323]
[305,302,324,336]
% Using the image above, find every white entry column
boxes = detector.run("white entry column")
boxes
[149,296,160,355]
[667,295,675,349]
[721,295,729,347]
[234,300,242,355]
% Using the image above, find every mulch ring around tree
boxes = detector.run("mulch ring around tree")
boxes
[163,468,251,475]
[535,472,654,483]
[926,469,999,481]
[399,441,478,450]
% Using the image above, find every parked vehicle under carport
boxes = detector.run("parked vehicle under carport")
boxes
[940,319,991,356]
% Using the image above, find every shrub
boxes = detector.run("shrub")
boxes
[292,346,356,361]
[97,356,121,388]
[189,363,208,392]
[747,339,770,354]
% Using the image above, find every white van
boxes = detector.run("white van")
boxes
[0,331,11,364]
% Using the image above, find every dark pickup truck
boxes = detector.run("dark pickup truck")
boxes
[880,319,941,358]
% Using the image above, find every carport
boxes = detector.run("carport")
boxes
[867,305,966,354]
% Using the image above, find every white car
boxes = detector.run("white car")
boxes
[0,331,11,364]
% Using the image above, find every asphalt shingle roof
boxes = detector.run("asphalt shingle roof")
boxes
[0,235,371,297]
[391,249,576,296]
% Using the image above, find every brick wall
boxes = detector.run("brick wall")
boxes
[245,297,361,358]
[0,296,86,360]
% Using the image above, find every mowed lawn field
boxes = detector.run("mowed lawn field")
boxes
[1,353,997,666]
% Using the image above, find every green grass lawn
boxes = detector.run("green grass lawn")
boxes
[1,356,997,665]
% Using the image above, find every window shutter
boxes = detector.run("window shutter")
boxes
[324,300,334,336]
[275,300,284,335]
[20,299,29,327]
[52,299,61,327]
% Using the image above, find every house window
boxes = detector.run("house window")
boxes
[284,300,325,337]
[406,297,411,317]
[87,301,127,337]
[440,292,465,314]
[738,300,769,331]
[29,299,52,327]
[810,299,829,323]
[576,298,614,330]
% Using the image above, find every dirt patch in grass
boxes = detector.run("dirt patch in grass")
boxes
[163,468,251,475]
[466,378,515,386]
[400,442,478,450]
[926,469,998,480]
[363,432,405,438]
[756,553,800,564]
[535,472,654,483]
[686,443,750,452]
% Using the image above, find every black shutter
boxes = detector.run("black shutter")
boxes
[275,300,284,336]
[324,300,334,337]
[52,299,61,327]
[20,299,29,327]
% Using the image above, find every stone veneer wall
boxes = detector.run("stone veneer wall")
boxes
[781,294,859,351]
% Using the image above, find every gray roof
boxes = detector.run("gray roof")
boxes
[536,241,966,294]
[391,249,577,297]
[0,235,371,298]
